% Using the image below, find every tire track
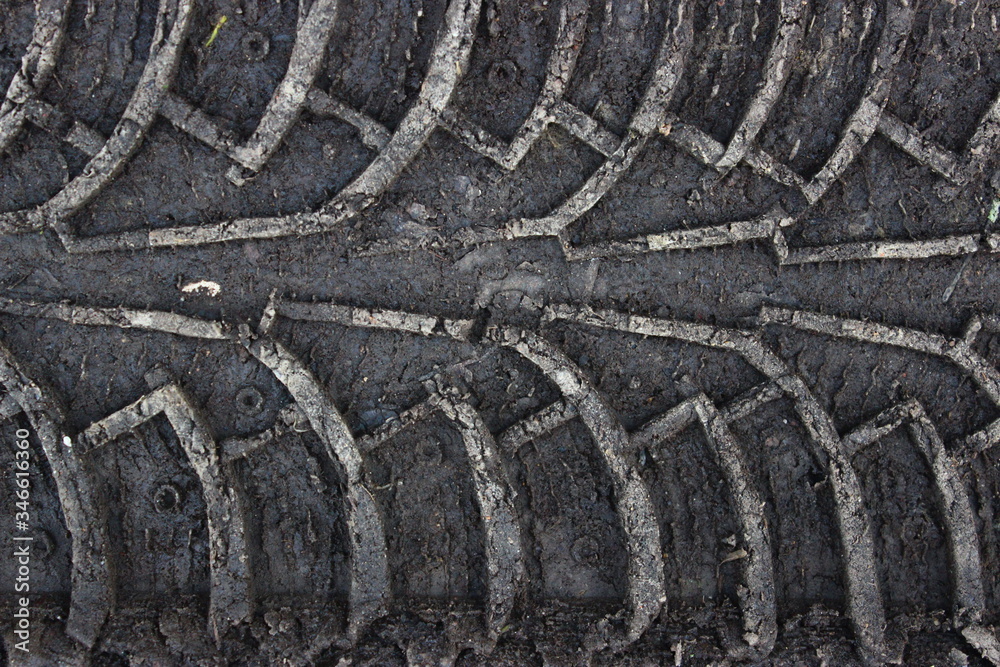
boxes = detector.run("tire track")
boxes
[0,0,72,153]
[80,381,253,641]
[0,341,112,649]
[0,297,998,662]
[0,0,195,249]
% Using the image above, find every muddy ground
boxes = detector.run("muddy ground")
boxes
[1,0,1000,664]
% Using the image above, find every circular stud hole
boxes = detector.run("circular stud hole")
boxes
[417,438,443,465]
[241,31,270,62]
[235,386,265,415]
[487,59,518,88]
[153,483,184,514]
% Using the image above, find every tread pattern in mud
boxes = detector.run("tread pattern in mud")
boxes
[1,295,999,664]
[1,0,1000,664]
[0,0,997,260]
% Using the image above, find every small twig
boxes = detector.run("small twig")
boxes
[204,15,228,48]
[941,254,972,304]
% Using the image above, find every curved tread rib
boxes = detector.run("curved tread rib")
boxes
[0,0,72,152]
[145,0,483,248]
[267,298,525,638]
[245,336,390,637]
[715,0,807,171]
[630,391,777,657]
[0,0,195,246]
[225,0,342,180]
[0,341,113,648]
[159,0,342,182]
[354,387,526,640]
[690,394,777,657]
[545,304,890,663]
[431,384,525,641]
[441,0,590,170]
[758,306,1000,452]
[80,382,253,639]
[666,0,913,207]
[663,0,913,207]
[0,297,391,639]
[486,325,664,646]
[798,0,914,204]
[844,400,1000,664]
[511,2,693,240]
[159,0,342,185]
[844,400,985,620]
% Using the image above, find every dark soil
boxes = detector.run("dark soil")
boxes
[1,0,1000,665]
